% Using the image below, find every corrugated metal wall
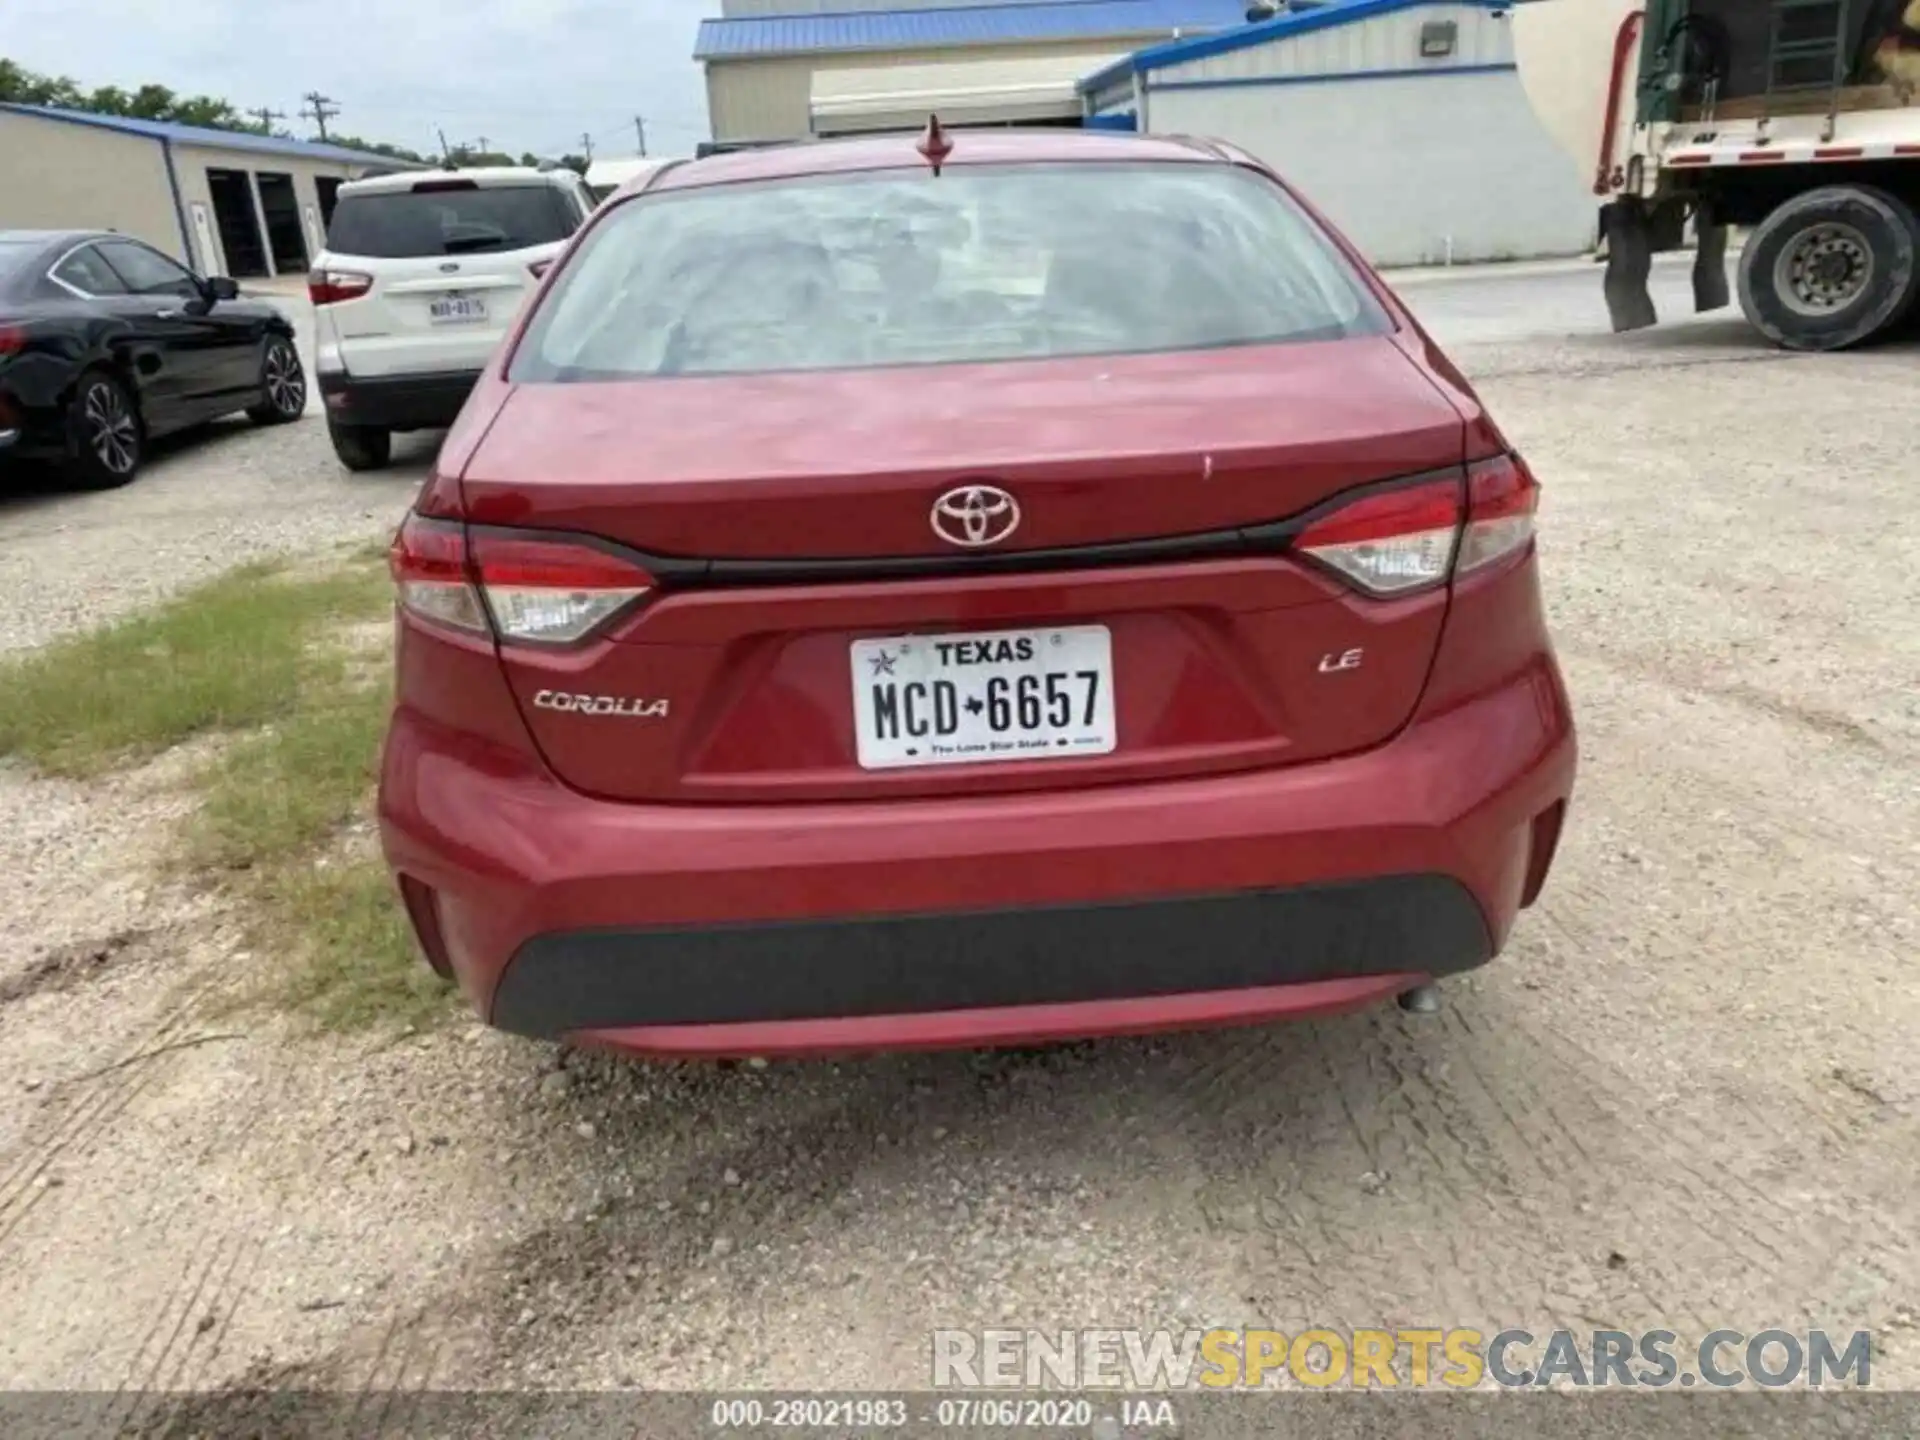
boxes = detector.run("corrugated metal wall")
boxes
[707,56,824,141]
[1158,3,1514,82]
[173,145,372,276]
[0,111,183,258]
[709,39,1140,141]
[1147,67,1596,266]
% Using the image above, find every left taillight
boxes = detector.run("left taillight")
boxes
[0,323,27,357]
[388,514,653,646]
[1294,477,1463,597]
[1292,454,1540,597]
[309,268,373,306]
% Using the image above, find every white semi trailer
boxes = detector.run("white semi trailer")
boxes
[1508,0,1920,347]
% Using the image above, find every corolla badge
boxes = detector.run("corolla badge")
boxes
[931,485,1021,549]
[532,690,669,718]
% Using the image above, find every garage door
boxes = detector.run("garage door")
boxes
[810,50,1124,136]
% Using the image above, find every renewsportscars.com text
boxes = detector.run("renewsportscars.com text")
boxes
[930,1327,1874,1390]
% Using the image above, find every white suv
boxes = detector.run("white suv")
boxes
[309,166,595,470]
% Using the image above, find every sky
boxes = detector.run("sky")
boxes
[2,0,717,159]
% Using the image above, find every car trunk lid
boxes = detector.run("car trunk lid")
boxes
[462,337,1470,803]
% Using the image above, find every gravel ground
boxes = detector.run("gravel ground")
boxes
[0,305,426,654]
[0,275,1915,1427]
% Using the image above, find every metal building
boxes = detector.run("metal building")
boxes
[0,103,421,280]
[695,0,1252,147]
[1081,0,1597,267]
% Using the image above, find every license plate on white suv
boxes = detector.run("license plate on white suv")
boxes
[429,294,488,325]
[851,625,1116,770]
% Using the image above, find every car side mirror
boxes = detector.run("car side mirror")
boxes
[204,275,241,303]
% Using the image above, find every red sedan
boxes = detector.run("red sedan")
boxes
[378,126,1576,1059]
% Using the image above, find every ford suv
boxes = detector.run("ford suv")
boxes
[309,166,593,470]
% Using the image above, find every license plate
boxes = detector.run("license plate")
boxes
[428,294,487,325]
[851,625,1116,770]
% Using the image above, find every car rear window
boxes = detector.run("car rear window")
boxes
[512,162,1391,382]
[325,183,575,259]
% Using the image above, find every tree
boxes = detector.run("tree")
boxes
[126,83,178,119]
[171,94,245,129]
[1,54,427,159]
[326,132,430,164]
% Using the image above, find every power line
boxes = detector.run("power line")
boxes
[301,91,340,142]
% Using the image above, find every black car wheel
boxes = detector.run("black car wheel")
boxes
[328,418,392,472]
[247,338,308,425]
[65,371,143,489]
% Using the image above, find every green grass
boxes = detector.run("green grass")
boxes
[252,860,448,1035]
[0,562,391,778]
[1,554,455,1035]
[188,681,392,874]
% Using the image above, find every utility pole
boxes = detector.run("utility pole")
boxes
[580,131,595,163]
[301,91,340,142]
[249,106,286,135]
[634,115,648,157]
[475,136,491,157]
[436,128,453,163]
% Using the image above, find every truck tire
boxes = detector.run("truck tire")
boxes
[1737,185,1920,351]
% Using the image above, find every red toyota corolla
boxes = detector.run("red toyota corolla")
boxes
[377,128,1576,1059]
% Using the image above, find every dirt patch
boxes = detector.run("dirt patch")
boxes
[0,929,156,1008]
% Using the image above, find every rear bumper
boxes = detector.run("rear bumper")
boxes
[319,368,479,431]
[497,875,1488,1036]
[380,656,1575,1055]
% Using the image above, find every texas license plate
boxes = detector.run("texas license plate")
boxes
[429,293,487,325]
[851,625,1116,770]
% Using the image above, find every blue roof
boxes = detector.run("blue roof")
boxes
[695,0,1250,60]
[0,103,421,168]
[1079,0,1506,93]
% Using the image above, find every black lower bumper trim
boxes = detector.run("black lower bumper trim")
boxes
[489,875,1493,1038]
[319,368,479,431]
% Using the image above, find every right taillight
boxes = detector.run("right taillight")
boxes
[1457,453,1539,574]
[308,268,373,306]
[388,513,653,646]
[1294,454,1539,597]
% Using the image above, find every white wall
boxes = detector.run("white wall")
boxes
[1147,69,1597,267]
[0,111,184,258]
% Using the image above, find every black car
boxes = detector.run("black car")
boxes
[0,230,307,489]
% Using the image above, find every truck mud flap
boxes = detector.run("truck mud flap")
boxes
[1602,199,1658,332]
[1694,210,1731,313]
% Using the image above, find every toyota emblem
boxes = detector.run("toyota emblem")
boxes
[931,484,1021,549]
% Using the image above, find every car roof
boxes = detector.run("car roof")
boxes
[639,128,1227,198]
[340,166,579,197]
[0,229,99,250]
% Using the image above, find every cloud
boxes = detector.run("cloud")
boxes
[2,0,715,157]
